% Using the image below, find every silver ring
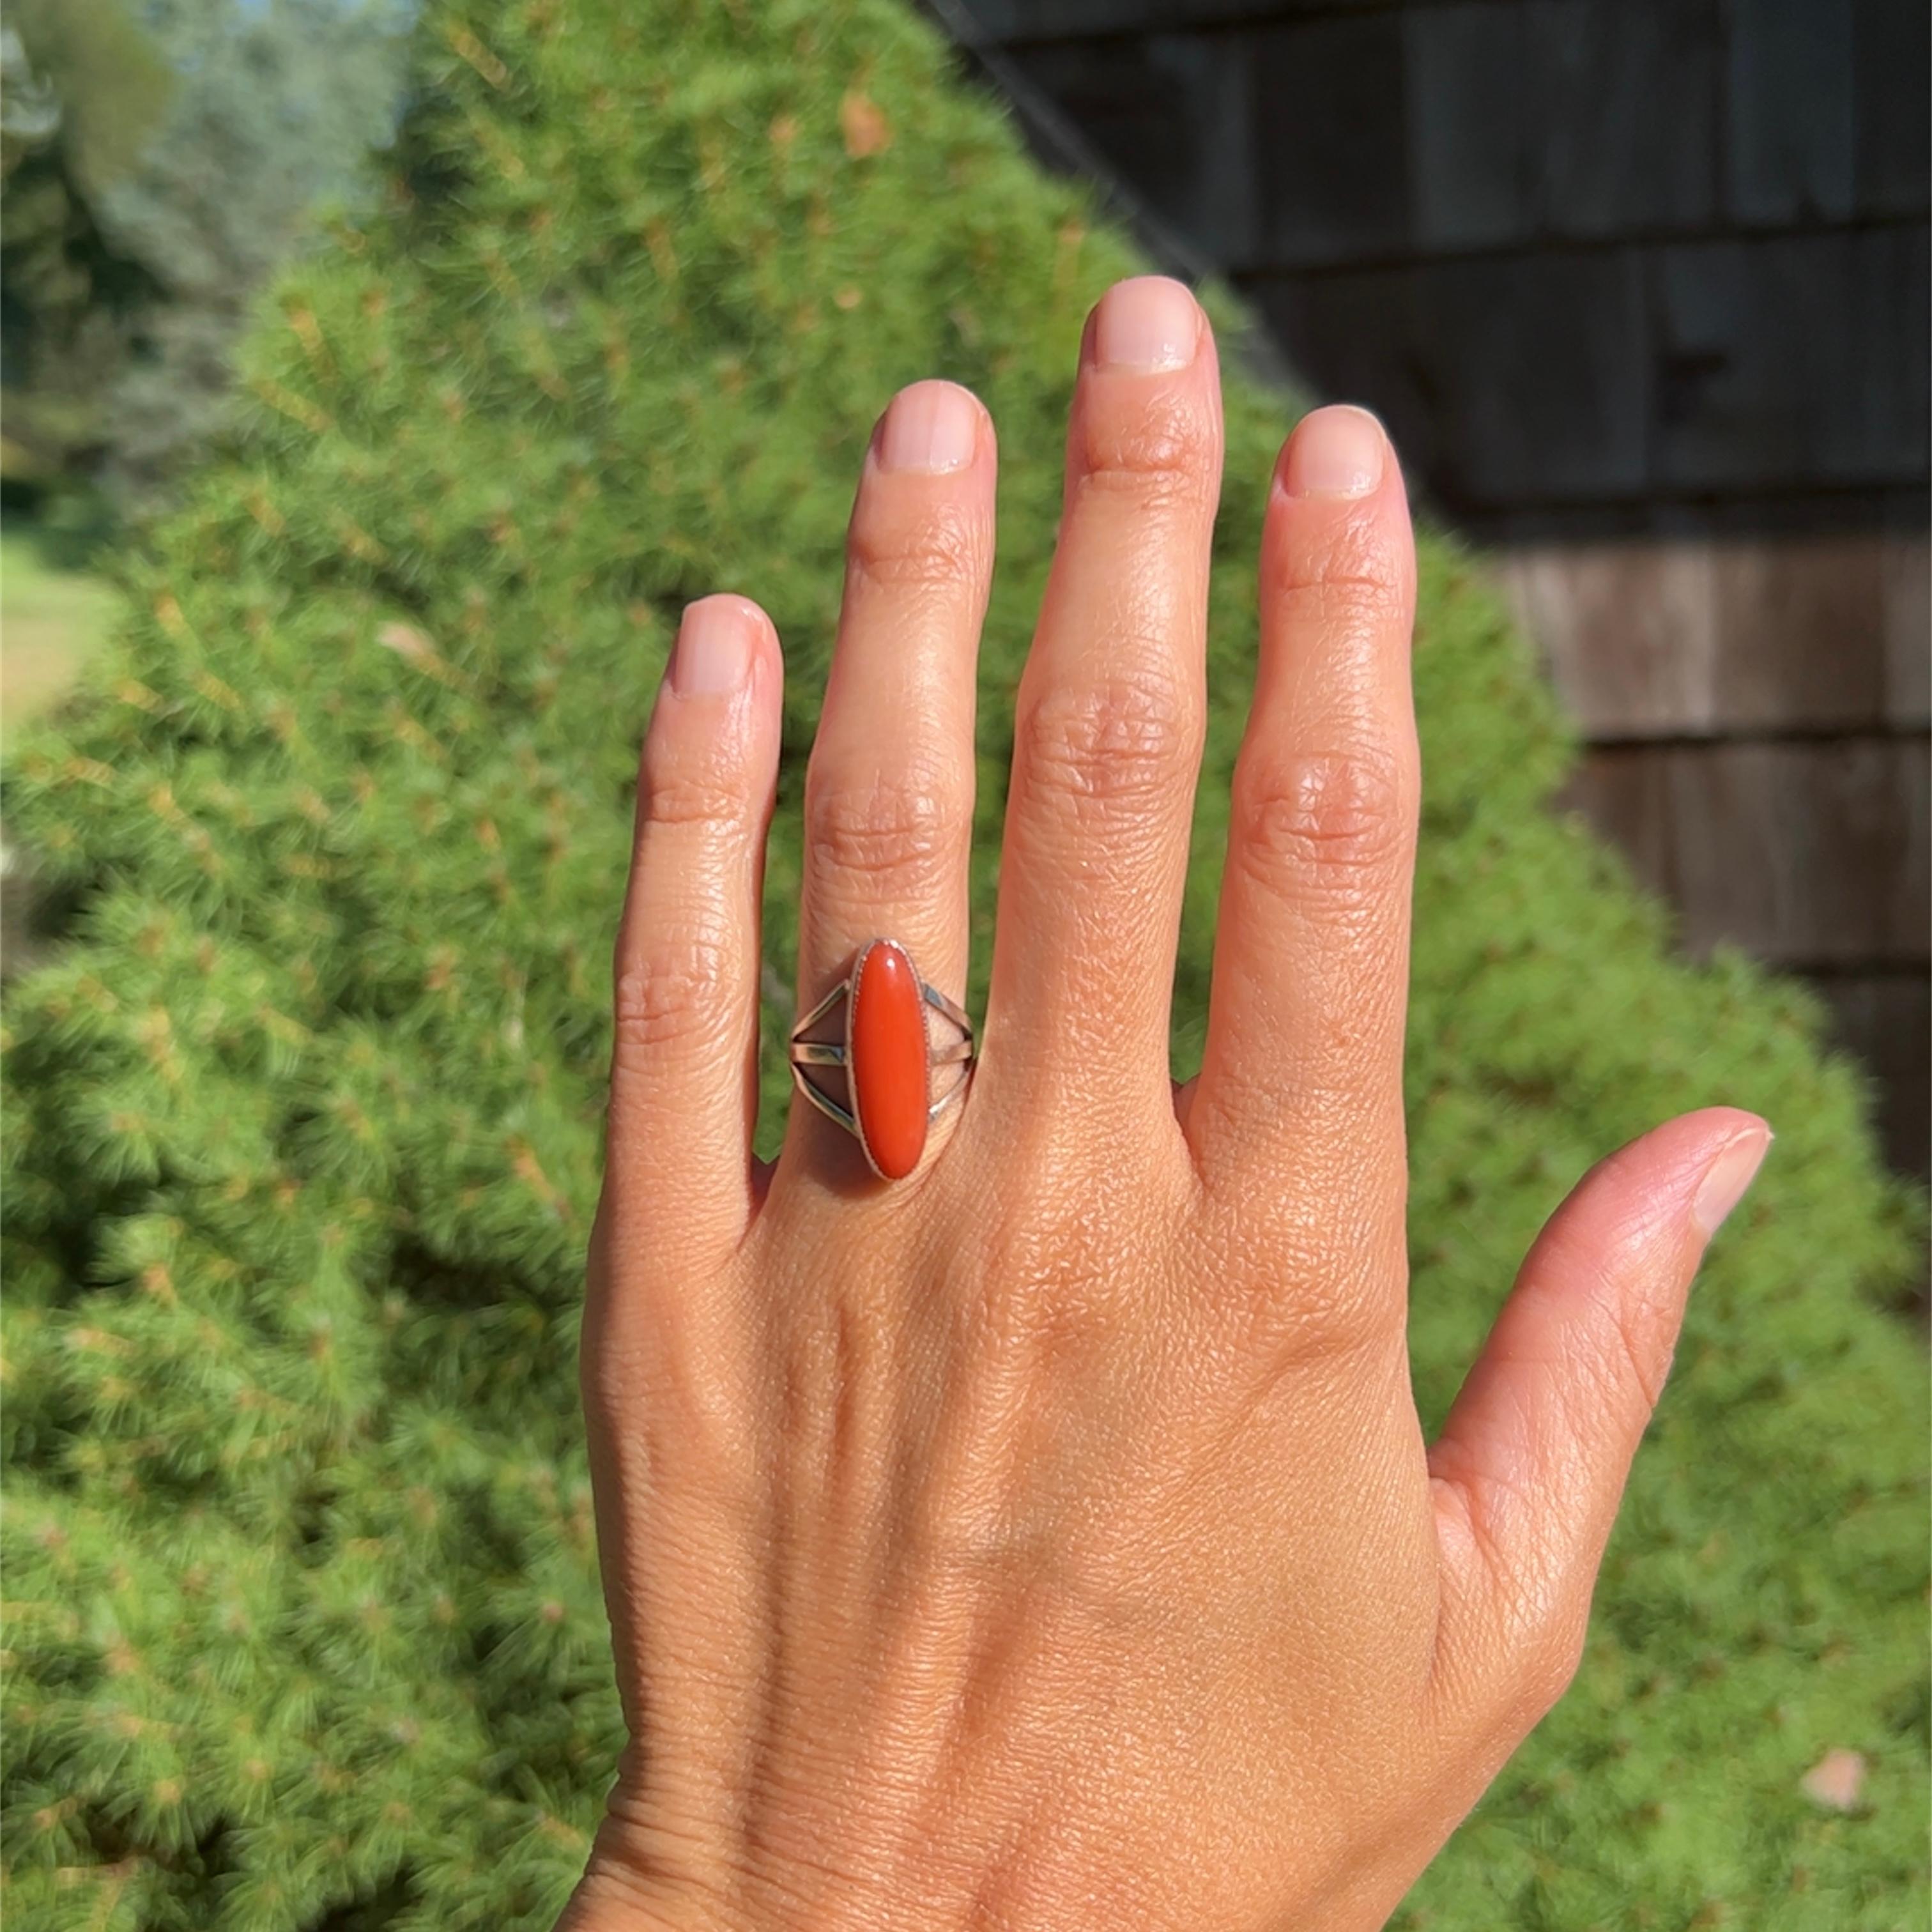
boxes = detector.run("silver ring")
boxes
[787,937,975,1179]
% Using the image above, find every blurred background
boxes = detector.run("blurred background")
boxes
[4,0,1927,1174]
[935,0,1932,1180]
[0,0,411,769]
[1,6,1922,1921]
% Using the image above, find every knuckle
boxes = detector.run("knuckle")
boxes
[1271,564,1411,633]
[1073,388,1220,499]
[1230,746,1411,898]
[847,499,987,595]
[967,1177,1135,1358]
[638,769,751,836]
[1432,1470,1592,1746]
[1299,1252,1392,1353]
[1193,1189,1397,1372]
[1457,1510,1591,1735]
[612,936,735,1055]
[1265,505,1413,623]
[1247,1240,1396,1373]
[1016,672,1199,826]
[804,767,964,894]
[1511,1607,1590,1722]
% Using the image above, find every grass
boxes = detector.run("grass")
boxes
[0,526,118,746]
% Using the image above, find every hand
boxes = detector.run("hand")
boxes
[560,275,1770,1931]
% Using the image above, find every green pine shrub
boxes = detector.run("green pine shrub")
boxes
[3,1,1924,1926]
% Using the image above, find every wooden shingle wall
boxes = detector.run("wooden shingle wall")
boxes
[944,0,1931,1174]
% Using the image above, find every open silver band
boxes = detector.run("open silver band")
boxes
[786,949,976,1141]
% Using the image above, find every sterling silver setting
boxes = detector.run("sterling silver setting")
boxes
[786,938,976,1149]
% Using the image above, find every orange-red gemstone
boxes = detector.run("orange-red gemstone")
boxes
[849,942,928,1179]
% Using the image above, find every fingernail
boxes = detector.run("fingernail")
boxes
[1692,1124,1772,1237]
[1091,275,1200,372]
[877,381,979,474]
[1282,404,1387,498]
[671,597,754,698]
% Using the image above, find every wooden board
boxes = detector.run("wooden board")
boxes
[1805,970,1931,1179]
[1561,737,1929,965]
[1496,530,1931,735]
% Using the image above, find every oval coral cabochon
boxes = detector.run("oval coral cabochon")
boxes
[849,942,930,1179]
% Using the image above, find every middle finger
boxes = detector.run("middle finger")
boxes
[983,275,1225,1128]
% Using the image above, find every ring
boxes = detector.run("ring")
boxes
[788,938,975,1179]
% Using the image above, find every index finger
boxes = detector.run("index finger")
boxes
[1188,406,1420,1238]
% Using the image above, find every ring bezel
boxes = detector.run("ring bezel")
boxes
[786,939,975,1177]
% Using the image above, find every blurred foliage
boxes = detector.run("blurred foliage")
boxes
[1,1,1926,1928]
[0,2,172,546]
[1,0,175,187]
[0,0,409,535]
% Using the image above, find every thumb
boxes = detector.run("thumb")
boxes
[1427,1107,1772,1702]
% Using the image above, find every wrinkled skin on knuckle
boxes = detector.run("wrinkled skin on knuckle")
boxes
[1195,1187,1399,1376]
[1264,494,1413,618]
[638,766,756,837]
[612,932,739,1057]
[1014,672,1200,838]
[1071,385,1220,500]
[965,1167,1135,1345]
[1229,744,1413,907]
[1561,1292,1664,1432]
[845,494,989,596]
[802,765,965,898]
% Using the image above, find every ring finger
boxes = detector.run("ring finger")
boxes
[778,379,997,1188]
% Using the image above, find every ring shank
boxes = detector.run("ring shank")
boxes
[788,946,976,1147]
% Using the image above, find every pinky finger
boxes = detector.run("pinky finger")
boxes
[1427,1107,1772,1710]
[599,594,783,1268]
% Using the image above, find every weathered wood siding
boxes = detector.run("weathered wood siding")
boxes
[942,0,1931,1174]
